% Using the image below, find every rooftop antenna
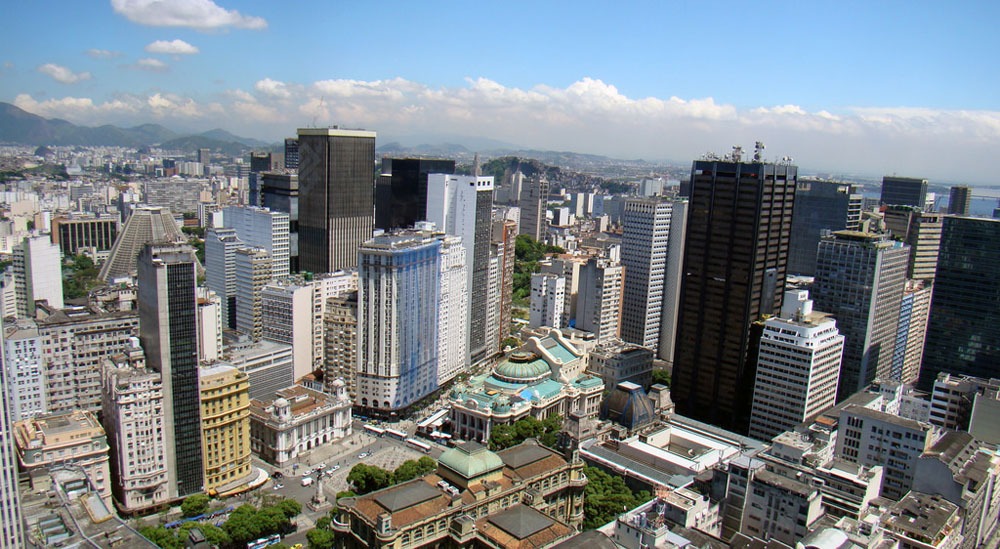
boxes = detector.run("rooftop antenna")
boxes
[753,141,765,162]
[311,96,325,128]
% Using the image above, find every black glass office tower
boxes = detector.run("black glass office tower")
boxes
[880,176,928,207]
[138,243,203,498]
[375,158,456,231]
[297,128,376,273]
[671,160,796,434]
[787,180,862,276]
[919,217,1000,389]
[260,171,300,272]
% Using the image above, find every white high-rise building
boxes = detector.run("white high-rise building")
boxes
[13,235,63,318]
[529,273,565,329]
[658,200,687,363]
[436,235,468,385]
[0,328,25,547]
[262,279,315,381]
[575,255,624,342]
[620,199,673,348]
[205,226,243,329]
[196,287,222,362]
[234,247,272,342]
[222,205,290,279]
[749,290,845,441]
[3,322,46,421]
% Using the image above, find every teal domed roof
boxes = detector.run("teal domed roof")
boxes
[493,351,551,383]
[438,442,504,479]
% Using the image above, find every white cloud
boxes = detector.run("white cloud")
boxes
[132,58,169,72]
[254,78,291,99]
[111,0,267,30]
[37,63,91,84]
[145,39,199,55]
[86,48,122,59]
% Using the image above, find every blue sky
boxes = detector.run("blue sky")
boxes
[2,1,999,183]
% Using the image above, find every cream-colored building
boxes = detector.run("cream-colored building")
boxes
[199,364,254,496]
[250,381,352,466]
[13,410,112,504]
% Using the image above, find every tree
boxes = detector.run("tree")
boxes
[62,254,103,300]
[307,528,337,549]
[651,369,671,388]
[582,466,650,529]
[276,498,302,520]
[393,456,437,483]
[347,464,393,494]
[223,504,264,545]
[138,526,181,549]
[180,493,210,518]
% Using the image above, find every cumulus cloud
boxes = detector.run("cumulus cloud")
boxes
[254,78,291,99]
[145,39,199,55]
[37,63,91,84]
[111,0,266,30]
[86,48,122,59]
[131,58,169,72]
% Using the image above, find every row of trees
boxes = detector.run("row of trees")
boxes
[346,456,437,494]
[488,415,563,451]
[140,497,302,549]
[582,466,651,529]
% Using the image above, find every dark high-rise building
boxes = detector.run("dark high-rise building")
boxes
[260,171,300,272]
[880,176,928,208]
[248,152,273,207]
[50,215,119,256]
[518,174,549,241]
[296,127,376,273]
[198,148,211,166]
[672,160,797,434]
[920,217,1000,388]
[138,243,203,498]
[813,231,909,399]
[787,180,862,276]
[375,158,456,231]
[284,138,299,170]
[948,185,973,216]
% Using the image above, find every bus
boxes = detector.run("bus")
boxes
[247,534,281,549]
[384,428,407,440]
[363,424,386,437]
[405,438,431,453]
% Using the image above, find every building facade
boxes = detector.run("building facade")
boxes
[574,256,623,343]
[199,364,254,496]
[249,382,352,466]
[376,158,456,231]
[787,179,863,276]
[948,185,973,216]
[620,198,673,349]
[234,247,271,342]
[324,291,358,397]
[0,326,25,548]
[529,273,565,329]
[222,205,290,279]
[13,235,63,318]
[261,279,314,381]
[883,206,943,281]
[880,176,929,208]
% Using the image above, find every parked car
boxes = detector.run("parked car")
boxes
[301,477,314,487]
[315,463,326,470]
[272,483,283,490]
[327,465,341,474]
[358,452,370,459]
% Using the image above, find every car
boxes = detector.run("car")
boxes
[315,463,326,470]
[292,545,304,549]
[271,471,283,479]
[272,483,283,490]
[326,465,340,475]
[301,477,314,487]
[358,452,370,459]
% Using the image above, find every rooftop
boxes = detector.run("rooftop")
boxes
[438,441,504,479]
[885,491,959,542]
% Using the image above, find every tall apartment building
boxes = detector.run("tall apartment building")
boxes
[787,180,862,276]
[283,138,299,170]
[37,305,139,415]
[376,158,456,230]
[222,205,290,279]
[13,235,63,318]
[259,171,300,272]
[356,231,442,416]
[620,198,673,348]
[540,256,584,331]
[99,206,185,282]
[261,279,314,381]
[309,270,358,370]
[138,243,203,499]
[234,247,271,342]
[0,327,25,548]
[199,364,253,496]
[748,290,844,441]
[50,214,119,256]
[813,231,909,399]
[948,185,973,216]
[672,159,797,433]
[892,279,932,384]
[436,235,468,385]
[485,247,502,353]
[880,176,928,208]
[883,206,943,280]
[296,127,376,273]
[658,200,688,363]
[102,344,170,513]
[518,174,549,241]
[741,469,825,545]
[426,174,494,364]
[196,287,222,362]
[492,215,518,348]
[928,373,1000,432]
[324,291,358,396]
[3,322,46,421]
[921,217,1000,388]
[575,256,623,342]
[529,273,565,329]
[205,226,243,329]
[247,152,272,206]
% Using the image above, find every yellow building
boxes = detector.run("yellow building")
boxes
[199,364,253,496]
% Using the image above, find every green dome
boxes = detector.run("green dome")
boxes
[438,442,504,479]
[493,352,551,383]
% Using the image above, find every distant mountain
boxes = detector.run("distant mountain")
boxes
[377,142,471,156]
[0,102,262,153]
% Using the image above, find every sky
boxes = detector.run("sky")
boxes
[2,0,999,184]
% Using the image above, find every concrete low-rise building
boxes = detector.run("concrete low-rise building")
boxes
[586,338,654,389]
[250,381,353,466]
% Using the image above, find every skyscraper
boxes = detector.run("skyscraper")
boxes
[658,200,688,364]
[205,227,243,329]
[518,174,549,241]
[787,180,863,276]
[948,185,973,216]
[13,235,63,318]
[812,231,909,398]
[138,243,203,498]
[672,159,797,433]
[882,206,943,280]
[426,174,494,364]
[920,217,1000,388]
[223,205,290,279]
[620,198,673,348]
[234,247,271,342]
[297,127,376,273]
[575,255,624,343]
[880,176,928,207]
[0,329,25,548]
[376,158,456,231]
[248,152,272,206]
[260,171,300,272]
[283,138,299,170]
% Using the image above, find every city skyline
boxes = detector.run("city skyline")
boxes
[0,1,998,184]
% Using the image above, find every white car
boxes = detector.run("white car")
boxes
[326,466,340,475]
[315,463,327,470]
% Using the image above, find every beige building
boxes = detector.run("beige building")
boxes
[249,381,353,466]
[13,410,112,504]
[199,364,254,497]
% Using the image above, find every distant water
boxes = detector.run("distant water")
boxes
[860,187,1000,217]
